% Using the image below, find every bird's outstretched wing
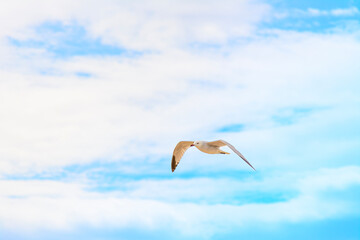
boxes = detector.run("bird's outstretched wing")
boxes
[207,140,227,147]
[171,141,194,172]
[208,140,256,171]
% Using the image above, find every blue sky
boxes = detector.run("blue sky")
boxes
[0,0,359,239]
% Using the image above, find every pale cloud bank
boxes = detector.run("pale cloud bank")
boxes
[0,166,359,237]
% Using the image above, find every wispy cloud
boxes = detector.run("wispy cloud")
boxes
[8,22,130,58]
[0,0,270,50]
[307,7,359,17]
[216,124,245,133]
[268,5,360,32]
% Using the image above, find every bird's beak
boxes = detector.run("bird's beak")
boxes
[190,144,194,147]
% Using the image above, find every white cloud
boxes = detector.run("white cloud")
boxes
[331,7,359,16]
[0,0,270,50]
[0,0,272,175]
[307,7,359,17]
[0,166,359,236]
[298,166,360,193]
[1,27,360,175]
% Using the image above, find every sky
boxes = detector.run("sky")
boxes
[0,0,360,239]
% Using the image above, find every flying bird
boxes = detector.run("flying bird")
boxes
[171,140,255,172]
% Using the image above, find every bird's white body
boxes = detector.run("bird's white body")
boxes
[194,141,229,154]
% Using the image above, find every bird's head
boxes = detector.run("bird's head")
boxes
[191,141,201,147]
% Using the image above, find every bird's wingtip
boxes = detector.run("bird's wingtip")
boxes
[171,155,176,172]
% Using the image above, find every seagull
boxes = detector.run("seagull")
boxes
[171,140,255,172]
